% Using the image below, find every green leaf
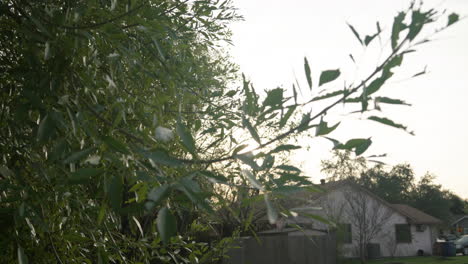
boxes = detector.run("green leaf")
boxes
[112,109,124,129]
[310,90,344,102]
[69,168,104,184]
[18,245,28,264]
[319,69,340,87]
[146,150,183,167]
[242,117,261,144]
[242,170,264,190]
[147,184,170,204]
[197,171,228,184]
[276,165,301,172]
[102,136,130,154]
[383,55,403,76]
[391,12,406,50]
[347,23,363,45]
[235,152,260,170]
[344,97,361,103]
[316,121,340,136]
[368,116,411,133]
[411,66,427,78]
[366,76,387,96]
[97,203,106,225]
[324,137,341,148]
[279,105,296,129]
[304,57,313,90]
[355,138,372,156]
[448,13,459,26]
[0,165,14,178]
[261,154,275,169]
[63,147,96,164]
[293,84,298,104]
[361,91,369,112]
[336,138,368,150]
[225,90,237,97]
[109,174,122,210]
[242,74,258,116]
[232,144,249,155]
[29,16,51,37]
[132,216,144,238]
[49,138,67,161]
[152,38,166,60]
[364,33,378,46]
[98,247,109,264]
[37,114,55,142]
[180,177,201,193]
[157,207,177,245]
[375,97,410,106]
[177,118,196,155]
[335,138,372,156]
[264,194,278,224]
[263,88,283,107]
[178,177,213,212]
[407,10,425,41]
[270,144,301,154]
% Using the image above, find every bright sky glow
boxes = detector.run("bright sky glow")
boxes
[230,0,468,198]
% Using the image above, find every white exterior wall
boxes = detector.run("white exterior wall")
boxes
[287,186,436,257]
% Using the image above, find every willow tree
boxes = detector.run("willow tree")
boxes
[0,0,460,263]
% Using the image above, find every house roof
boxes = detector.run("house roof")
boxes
[451,215,468,225]
[293,179,443,225]
[390,204,442,225]
[304,179,396,209]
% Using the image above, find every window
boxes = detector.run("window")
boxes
[395,224,412,243]
[338,223,352,244]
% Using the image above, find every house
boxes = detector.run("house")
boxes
[452,215,468,235]
[280,180,442,258]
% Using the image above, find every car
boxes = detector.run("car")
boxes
[441,234,459,241]
[455,235,468,255]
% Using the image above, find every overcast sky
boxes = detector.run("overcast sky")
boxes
[229,0,468,198]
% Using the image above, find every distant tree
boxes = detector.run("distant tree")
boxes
[410,173,454,223]
[448,193,466,215]
[321,150,368,181]
[361,164,415,204]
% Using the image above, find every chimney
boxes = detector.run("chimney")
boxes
[320,179,325,185]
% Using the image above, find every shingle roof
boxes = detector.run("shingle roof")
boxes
[390,204,442,225]
[451,215,468,225]
[291,180,443,225]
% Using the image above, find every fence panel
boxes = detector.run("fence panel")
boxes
[224,233,336,264]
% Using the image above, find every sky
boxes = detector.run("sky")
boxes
[228,0,468,199]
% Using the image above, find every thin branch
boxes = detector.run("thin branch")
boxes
[48,234,65,264]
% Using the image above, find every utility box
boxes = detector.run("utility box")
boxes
[366,243,381,259]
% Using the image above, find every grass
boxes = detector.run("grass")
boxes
[342,255,468,264]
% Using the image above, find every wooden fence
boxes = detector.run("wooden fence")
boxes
[224,232,337,264]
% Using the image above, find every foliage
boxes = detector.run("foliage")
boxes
[321,150,368,181]
[411,173,457,223]
[0,0,461,263]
